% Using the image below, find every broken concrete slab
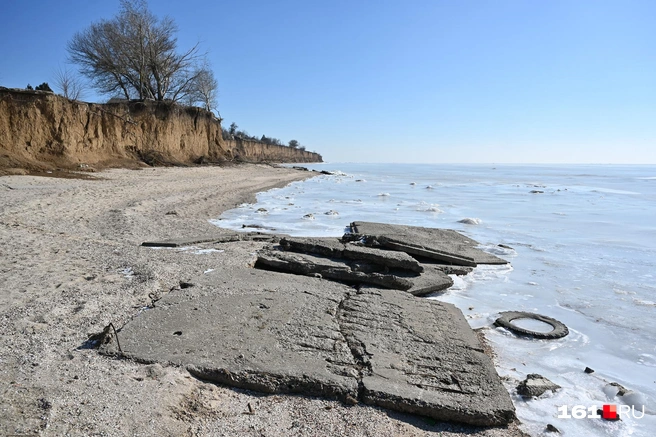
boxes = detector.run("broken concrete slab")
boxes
[404,265,454,296]
[425,263,474,276]
[280,237,345,258]
[211,234,242,243]
[113,269,360,401]
[350,221,508,266]
[240,233,281,242]
[380,238,477,267]
[142,232,284,248]
[265,238,457,294]
[280,237,424,273]
[110,267,515,426]
[141,236,226,247]
[259,247,452,295]
[339,287,516,426]
[256,249,414,291]
[342,243,424,273]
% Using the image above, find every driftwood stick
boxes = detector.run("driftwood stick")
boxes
[109,322,123,353]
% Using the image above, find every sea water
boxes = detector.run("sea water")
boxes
[211,163,656,436]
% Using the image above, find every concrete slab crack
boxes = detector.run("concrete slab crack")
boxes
[111,266,515,426]
[335,292,373,401]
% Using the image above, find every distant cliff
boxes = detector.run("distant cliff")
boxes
[223,138,320,163]
[0,88,322,172]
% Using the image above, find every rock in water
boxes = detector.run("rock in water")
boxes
[516,374,561,397]
[458,218,482,225]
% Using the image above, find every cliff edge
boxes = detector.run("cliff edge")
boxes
[0,88,322,174]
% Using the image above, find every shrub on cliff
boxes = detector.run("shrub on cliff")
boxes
[221,129,232,141]
[261,135,282,146]
[35,83,53,92]
[223,122,309,151]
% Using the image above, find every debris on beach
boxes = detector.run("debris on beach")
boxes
[118,222,517,426]
[256,233,467,296]
[111,267,516,426]
[256,249,415,290]
[516,374,561,397]
[494,311,569,339]
[350,221,506,266]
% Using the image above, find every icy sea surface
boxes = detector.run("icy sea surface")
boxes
[212,163,656,436]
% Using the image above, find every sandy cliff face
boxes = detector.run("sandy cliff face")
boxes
[0,88,322,171]
[223,138,321,163]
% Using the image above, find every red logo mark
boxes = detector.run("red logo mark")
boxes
[602,404,617,420]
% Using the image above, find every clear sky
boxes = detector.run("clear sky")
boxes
[1,0,654,163]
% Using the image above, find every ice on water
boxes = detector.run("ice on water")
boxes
[212,163,656,436]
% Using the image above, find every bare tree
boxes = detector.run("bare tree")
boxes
[67,0,206,102]
[188,66,218,112]
[54,67,86,100]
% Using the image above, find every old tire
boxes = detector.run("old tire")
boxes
[494,311,569,339]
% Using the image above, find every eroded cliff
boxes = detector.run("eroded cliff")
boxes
[0,88,322,173]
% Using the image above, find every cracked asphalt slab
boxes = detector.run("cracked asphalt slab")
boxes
[110,267,515,426]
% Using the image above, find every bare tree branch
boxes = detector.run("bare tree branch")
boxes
[53,67,86,100]
[187,66,218,112]
[67,0,214,104]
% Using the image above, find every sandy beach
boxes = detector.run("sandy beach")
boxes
[0,165,528,437]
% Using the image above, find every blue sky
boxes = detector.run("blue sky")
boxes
[1,0,654,163]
